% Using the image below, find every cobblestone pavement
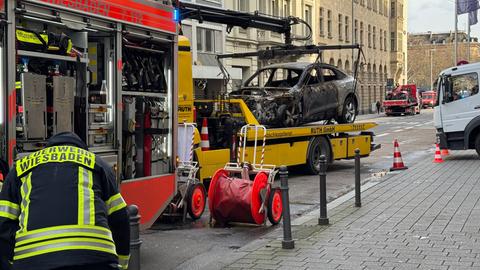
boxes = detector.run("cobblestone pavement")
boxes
[223,152,480,270]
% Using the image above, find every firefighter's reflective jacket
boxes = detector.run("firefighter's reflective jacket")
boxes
[0,132,130,270]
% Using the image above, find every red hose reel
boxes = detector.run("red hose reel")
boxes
[207,125,283,226]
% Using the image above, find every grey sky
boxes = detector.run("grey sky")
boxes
[408,0,480,38]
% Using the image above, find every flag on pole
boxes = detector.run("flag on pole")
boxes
[457,0,480,14]
[469,10,478,25]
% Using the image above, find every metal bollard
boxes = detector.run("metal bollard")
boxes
[318,155,329,225]
[279,166,295,249]
[355,149,362,207]
[127,205,142,270]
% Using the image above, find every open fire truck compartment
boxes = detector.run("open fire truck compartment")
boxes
[0,0,178,229]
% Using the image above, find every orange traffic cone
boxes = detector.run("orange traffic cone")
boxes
[390,139,408,171]
[200,118,210,151]
[433,144,444,163]
[441,148,450,156]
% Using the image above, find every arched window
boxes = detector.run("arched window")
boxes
[373,64,377,82]
[367,63,372,82]
[367,86,372,112]
[337,59,343,69]
[379,64,383,82]
[329,58,335,65]
[345,60,350,73]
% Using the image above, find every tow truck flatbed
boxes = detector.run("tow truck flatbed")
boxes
[193,99,380,179]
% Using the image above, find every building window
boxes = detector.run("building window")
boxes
[182,25,193,41]
[391,31,396,51]
[373,26,376,49]
[367,0,372,9]
[360,22,364,45]
[320,8,325,37]
[373,0,378,12]
[399,3,403,18]
[379,0,383,15]
[391,1,396,18]
[379,30,382,50]
[238,0,248,12]
[345,16,350,42]
[305,5,312,36]
[384,30,387,51]
[354,20,358,43]
[327,10,332,38]
[361,0,365,6]
[197,27,222,54]
[338,14,343,41]
[368,24,371,48]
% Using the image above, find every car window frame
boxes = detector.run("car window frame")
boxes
[304,66,322,86]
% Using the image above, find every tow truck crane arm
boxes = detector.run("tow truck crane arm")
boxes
[174,1,311,44]
[217,44,363,60]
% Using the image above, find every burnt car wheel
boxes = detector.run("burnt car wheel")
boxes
[338,96,357,124]
[305,136,332,175]
[277,104,300,127]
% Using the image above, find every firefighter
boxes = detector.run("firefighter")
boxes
[0,132,130,270]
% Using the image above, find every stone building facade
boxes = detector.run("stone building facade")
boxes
[390,0,408,86]
[223,0,312,89]
[316,0,395,113]
[180,0,241,99]
[220,0,408,114]
[408,32,480,91]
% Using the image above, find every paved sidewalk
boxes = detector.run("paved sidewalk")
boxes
[221,152,480,270]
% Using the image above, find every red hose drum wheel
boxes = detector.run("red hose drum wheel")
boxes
[186,182,206,220]
[208,169,282,226]
[267,188,283,225]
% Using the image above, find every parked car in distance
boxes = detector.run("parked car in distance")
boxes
[230,62,359,127]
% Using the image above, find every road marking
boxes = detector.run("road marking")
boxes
[405,127,414,130]
[393,129,404,133]
[414,124,423,127]
[376,133,390,137]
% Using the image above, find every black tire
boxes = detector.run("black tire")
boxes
[267,188,283,225]
[475,133,480,157]
[305,136,332,175]
[337,96,357,124]
[186,182,207,220]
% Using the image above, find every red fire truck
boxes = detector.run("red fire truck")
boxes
[383,84,421,116]
[421,90,437,108]
[0,0,178,229]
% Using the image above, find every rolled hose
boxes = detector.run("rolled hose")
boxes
[208,169,269,225]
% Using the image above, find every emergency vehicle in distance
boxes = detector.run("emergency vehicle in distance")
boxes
[383,84,421,116]
[421,90,437,108]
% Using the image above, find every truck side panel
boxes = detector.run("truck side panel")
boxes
[239,141,309,167]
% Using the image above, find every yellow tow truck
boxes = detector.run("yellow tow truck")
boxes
[178,37,378,182]
[175,2,379,183]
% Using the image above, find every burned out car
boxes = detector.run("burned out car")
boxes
[230,62,359,127]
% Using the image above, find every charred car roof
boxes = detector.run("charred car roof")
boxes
[260,62,339,70]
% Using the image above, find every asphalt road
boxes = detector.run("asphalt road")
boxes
[140,109,437,270]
